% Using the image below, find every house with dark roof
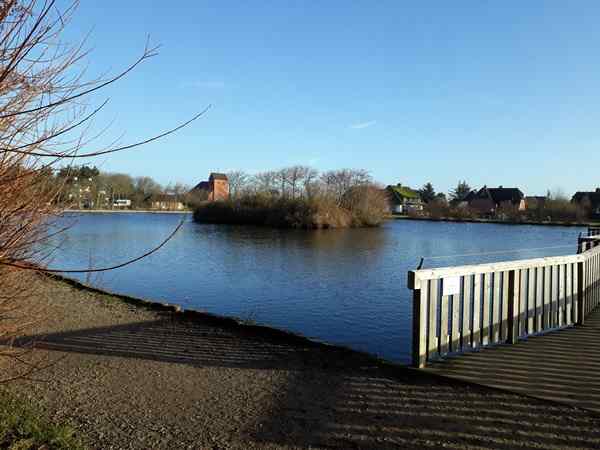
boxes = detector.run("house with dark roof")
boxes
[191,172,230,202]
[454,190,478,208]
[385,184,423,214]
[467,186,525,215]
[572,189,600,219]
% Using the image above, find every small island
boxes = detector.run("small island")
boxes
[191,166,389,230]
[191,168,390,229]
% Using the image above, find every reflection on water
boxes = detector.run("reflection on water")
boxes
[48,213,584,363]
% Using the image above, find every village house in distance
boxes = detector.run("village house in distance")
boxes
[457,186,525,215]
[385,184,424,214]
[572,188,600,220]
[191,172,230,201]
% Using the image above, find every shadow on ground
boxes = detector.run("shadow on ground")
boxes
[426,310,600,414]
[14,314,600,449]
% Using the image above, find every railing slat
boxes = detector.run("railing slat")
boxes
[492,272,501,343]
[507,270,518,344]
[482,273,491,346]
[587,258,591,315]
[451,291,461,352]
[551,265,559,327]
[543,265,551,329]
[501,271,509,341]
[558,264,566,327]
[592,255,596,312]
[462,275,472,350]
[472,274,482,348]
[519,269,527,337]
[527,268,535,334]
[593,255,597,311]
[535,266,543,332]
[440,291,450,356]
[428,279,439,360]
[586,260,590,315]
[590,256,600,312]
[566,262,573,324]
[592,255,595,312]
[590,255,600,312]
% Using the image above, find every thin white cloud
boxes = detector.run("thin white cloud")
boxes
[181,80,226,89]
[349,120,376,130]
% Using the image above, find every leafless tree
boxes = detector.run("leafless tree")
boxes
[0,1,206,381]
[302,167,319,198]
[252,170,278,194]
[165,181,189,196]
[286,165,316,199]
[135,176,163,197]
[226,170,250,199]
[275,168,290,197]
[320,169,372,203]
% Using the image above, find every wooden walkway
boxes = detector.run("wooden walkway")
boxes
[425,307,600,413]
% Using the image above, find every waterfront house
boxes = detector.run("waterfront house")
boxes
[148,194,185,211]
[572,189,600,219]
[385,184,423,214]
[468,186,525,215]
[191,173,230,201]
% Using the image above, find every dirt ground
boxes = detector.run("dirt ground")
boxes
[4,275,600,450]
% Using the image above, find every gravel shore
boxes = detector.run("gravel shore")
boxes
[4,275,600,449]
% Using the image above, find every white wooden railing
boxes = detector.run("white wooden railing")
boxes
[588,226,600,237]
[408,240,600,368]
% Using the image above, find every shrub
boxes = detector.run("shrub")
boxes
[532,199,586,223]
[422,200,449,219]
[0,390,83,450]
[342,185,390,227]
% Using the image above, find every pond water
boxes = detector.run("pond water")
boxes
[47,213,584,363]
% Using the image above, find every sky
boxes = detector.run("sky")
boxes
[58,1,600,196]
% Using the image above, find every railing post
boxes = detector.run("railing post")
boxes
[409,270,428,368]
[577,260,585,325]
[411,286,426,368]
[506,270,518,344]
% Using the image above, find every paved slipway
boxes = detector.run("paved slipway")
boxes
[4,275,600,450]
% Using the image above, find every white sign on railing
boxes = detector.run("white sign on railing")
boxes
[443,276,461,296]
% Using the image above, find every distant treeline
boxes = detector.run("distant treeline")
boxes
[48,165,192,209]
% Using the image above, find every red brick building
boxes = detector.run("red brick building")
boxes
[191,173,230,201]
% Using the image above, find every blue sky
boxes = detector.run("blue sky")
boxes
[61,1,600,196]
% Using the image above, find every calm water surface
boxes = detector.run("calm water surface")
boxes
[49,213,584,363]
